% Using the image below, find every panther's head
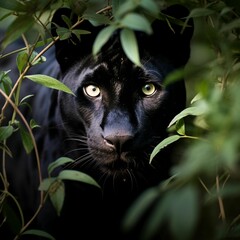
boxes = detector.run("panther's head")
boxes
[51,5,194,188]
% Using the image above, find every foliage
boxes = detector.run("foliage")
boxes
[0,0,240,239]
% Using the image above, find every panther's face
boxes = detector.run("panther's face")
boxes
[52,6,193,187]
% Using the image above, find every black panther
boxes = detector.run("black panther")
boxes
[0,4,193,240]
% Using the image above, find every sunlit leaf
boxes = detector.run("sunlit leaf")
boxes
[25,74,75,95]
[176,119,185,136]
[120,28,141,66]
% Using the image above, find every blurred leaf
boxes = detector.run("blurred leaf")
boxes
[48,157,74,176]
[19,125,33,154]
[141,191,172,240]
[188,8,215,18]
[115,0,137,19]
[93,25,117,55]
[83,14,111,26]
[58,170,100,188]
[121,13,152,34]
[164,68,185,86]
[49,179,65,216]
[120,28,141,66]
[169,185,199,240]
[0,126,13,141]
[69,0,87,16]
[0,0,26,11]
[1,14,34,49]
[150,135,181,163]
[140,0,159,16]
[122,187,159,233]
[22,229,55,240]
[220,19,240,32]
[25,74,75,95]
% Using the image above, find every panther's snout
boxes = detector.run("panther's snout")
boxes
[104,134,133,154]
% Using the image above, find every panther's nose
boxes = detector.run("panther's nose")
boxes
[104,135,133,153]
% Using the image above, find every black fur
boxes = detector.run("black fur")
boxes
[0,5,193,240]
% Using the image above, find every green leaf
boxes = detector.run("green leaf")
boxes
[16,51,29,73]
[0,0,26,11]
[19,126,33,154]
[25,74,75,95]
[141,191,172,239]
[48,157,74,176]
[115,0,137,19]
[140,0,159,16]
[49,180,65,216]
[58,170,100,188]
[39,177,56,191]
[169,186,199,240]
[30,119,40,129]
[93,25,117,55]
[83,14,111,26]
[22,229,55,240]
[56,27,72,40]
[176,119,185,136]
[1,14,34,49]
[168,106,206,128]
[120,28,141,66]
[122,187,159,232]
[220,19,240,32]
[189,8,215,18]
[150,135,181,163]
[121,13,152,34]
[0,126,14,141]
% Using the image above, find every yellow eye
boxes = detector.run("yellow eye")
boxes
[142,83,156,96]
[84,85,101,97]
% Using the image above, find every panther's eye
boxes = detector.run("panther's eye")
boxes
[84,85,101,97]
[142,83,156,96]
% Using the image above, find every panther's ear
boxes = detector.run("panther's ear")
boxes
[51,8,104,72]
[138,4,194,67]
